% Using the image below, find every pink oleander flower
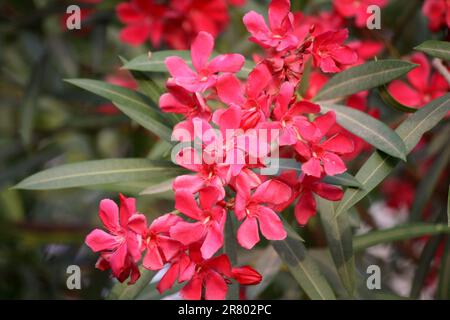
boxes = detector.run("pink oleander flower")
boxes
[235,179,291,249]
[215,63,273,130]
[165,31,245,93]
[275,170,344,225]
[180,246,261,300]
[267,81,319,145]
[85,194,143,284]
[311,29,358,73]
[116,0,166,46]
[171,187,226,259]
[160,81,211,119]
[388,53,449,108]
[294,111,354,177]
[333,0,389,28]
[163,0,230,49]
[116,0,231,49]
[243,0,298,51]
[422,0,450,32]
[128,213,183,270]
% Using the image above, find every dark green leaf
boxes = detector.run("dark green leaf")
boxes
[320,104,407,160]
[353,223,450,252]
[335,94,450,217]
[415,40,450,61]
[65,79,173,141]
[271,221,336,300]
[314,60,416,102]
[317,198,356,297]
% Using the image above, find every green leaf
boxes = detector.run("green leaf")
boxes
[410,235,443,299]
[14,158,183,190]
[353,223,450,252]
[317,198,356,297]
[273,158,362,188]
[271,221,336,300]
[322,173,362,188]
[65,79,173,141]
[415,40,450,61]
[123,50,255,78]
[378,85,417,113]
[107,268,155,300]
[314,60,416,102]
[139,178,174,195]
[438,238,450,299]
[246,246,282,299]
[119,56,179,127]
[410,146,450,221]
[335,94,450,217]
[320,104,407,160]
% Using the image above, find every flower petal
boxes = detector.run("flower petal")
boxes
[237,216,260,249]
[257,206,286,240]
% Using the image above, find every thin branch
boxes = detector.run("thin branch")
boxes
[432,58,450,87]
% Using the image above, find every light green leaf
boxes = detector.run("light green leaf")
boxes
[123,50,255,78]
[314,60,416,102]
[65,79,173,141]
[14,158,184,190]
[320,104,407,160]
[139,178,174,195]
[335,94,450,217]
[317,198,356,297]
[415,40,450,61]
[353,223,450,252]
[271,221,336,300]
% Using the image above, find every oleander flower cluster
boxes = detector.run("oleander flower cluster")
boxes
[85,0,371,300]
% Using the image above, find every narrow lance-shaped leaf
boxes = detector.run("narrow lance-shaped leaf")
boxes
[14,158,184,190]
[65,79,173,142]
[415,40,450,61]
[270,158,362,188]
[119,56,179,127]
[410,146,450,221]
[353,223,450,252]
[335,94,450,217]
[410,235,444,299]
[122,50,255,78]
[320,104,407,160]
[438,238,450,299]
[317,197,356,297]
[271,220,336,300]
[314,60,416,102]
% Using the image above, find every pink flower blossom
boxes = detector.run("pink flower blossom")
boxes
[333,0,389,28]
[171,187,226,259]
[235,179,291,249]
[388,53,449,108]
[294,111,354,177]
[165,31,245,93]
[85,194,143,284]
[243,0,298,51]
[311,29,358,73]
[422,0,450,32]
